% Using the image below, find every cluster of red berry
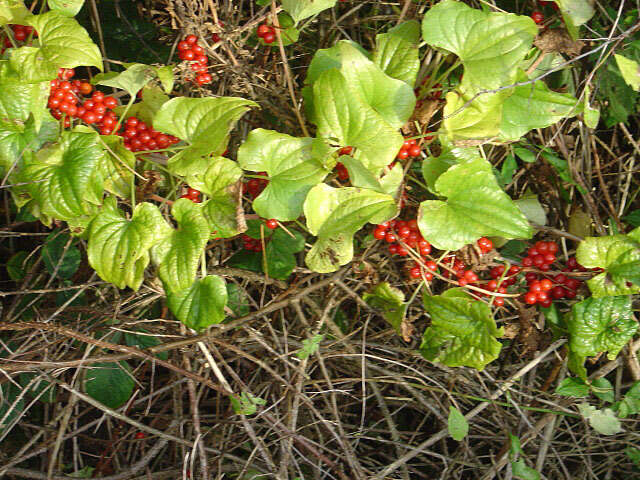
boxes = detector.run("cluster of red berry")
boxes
[244,173,269,198]
[242,234,263,252]
[521,240,558,271]
[48,69,119,131]
[180,187,201,203]
[396,138,422,160]
[119,116,180,152]
[1,24,37,52]
[177,34,212,85]
[256,24,276,44]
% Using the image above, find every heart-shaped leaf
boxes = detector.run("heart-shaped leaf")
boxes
[153,97,257,176]
[85,361,134,409]
[312,68,404,176]
[500,72,581,140]
[614,54,640,92]
[238,129,333,221]
[363,282,407,336]
[340,156,403,196]
[420,289,503,370]
[556,0,595,39]
[166,275,227,331]
[422,1,537,90]
[373,20,420,86]
[22,129,106,231]
[183,156,245,239]
[11,11,102,82]
[87,197,169,290]
[151,198,211,293]
[568,295,637,360]
[576,231,640,297]
[418,158,533,250]
[304,184,396,273]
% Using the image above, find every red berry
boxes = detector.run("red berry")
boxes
[266,219,278,229]
[425,261,437,272]
[185,34,198,44]
[388,244,398,255]
[135,432,146,439]
[408,144,421,157]
[396,149,409,160]
[103,96,117,109]
[396,246,408,256]
[409,267,421,279]
[494,297,505,307]
[566,278,580,290]
[373,228,387,240]
[537,291,549,302]
[522,257,533,267]
[524,292,538,305]
[257,24,271,38]
[547,242,558,254]
[539,279,553,291]
[508,265,520,275]
[525,272,538,283]
[531,11,544,24]
[385,232,397,243]
[263,32,275,44]
[178,40,191,51]
[477,237,493,252]
[338,146,353,156]
[529,281,542,293]
[551,286,565,299]
[463,270,478,283]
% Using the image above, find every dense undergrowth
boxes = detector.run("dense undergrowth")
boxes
[1,0,639,479]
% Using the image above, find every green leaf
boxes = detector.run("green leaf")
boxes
[226,283,249,317]
[422,1,537,90]
[230,392,266,415]
[363,282,407,336]
[499,154,517,186]
[578,403,622,435]
[421,142,478,193]
[420,290,504,370]
[513,147,537,163]
[22,129,106,231]
[448,406,469,441]
[614,54,640,91]
[280,0,336,23]
[0,61,50,130]
[12,11,102,82]
[623,210,640,227]
[198,156,244,239]
[99,134,135,199]
[93,63,154,97]
[500,73,581,140]
[151,198,211,293]
[0,0,31,26]
[303,184,396,273]
[154,97,257,176]
[87,197,169,290]
[264,228,305,280]
[123,331,168,361]
[166,275,227,331]
[0,115,57,177]
[85,361,134,409]
[568,295,637,360]
[47,0,84,17]
[576,233,640,297]
[373,20,420,86]
[296,334,324,360]
[591,378,614,403]
[515,192,547,226]
[340,156,403,196]
[116,86,170,126]
[441,84,506,140]
[238,129,332,221]
[6,251,34,281]
[625,447,640,468]
[511,459,541,480]
[310,58,406,175]
[42,229,81,279]
[556,0,595,39]
[555,377,589,398]
[417,158,533,251]
[617,382,640,418]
